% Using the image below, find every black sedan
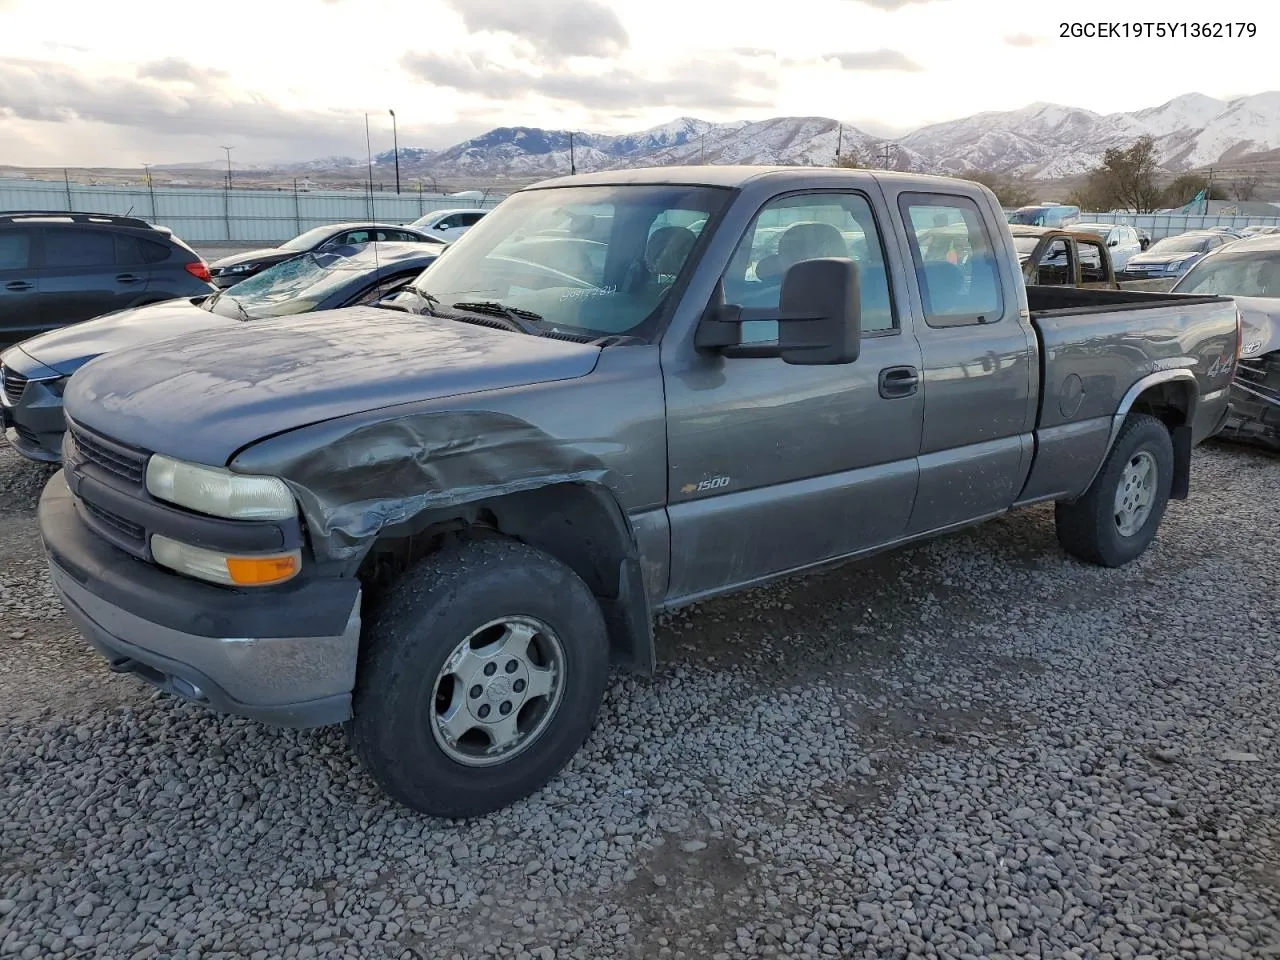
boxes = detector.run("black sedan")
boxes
[1,242,443,462]
[207,222,445,287]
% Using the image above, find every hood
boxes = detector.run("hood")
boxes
[18,298,232,376]
[210,248,291,269]
[64,308,603,465]
[1233,296,1280,359]
[1126,250,1201,267]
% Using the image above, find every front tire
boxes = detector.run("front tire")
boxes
[1055,413,1174,567]
[349,538,610,818]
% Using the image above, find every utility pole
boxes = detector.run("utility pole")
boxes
[142,164,157,222]
[701,132,707,164]
[364,113,375,217]
[835,123,843,165]
[879,143,893,169]
[389,109,401,194]
[220,146,234,189]
[569,132,576,175]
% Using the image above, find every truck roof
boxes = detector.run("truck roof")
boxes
[525,164,985,193]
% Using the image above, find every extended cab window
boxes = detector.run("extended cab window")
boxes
[900,194,1003,326]
[722,192,896,344]
[1036,239,1071,285]
[1078,240,1107,284]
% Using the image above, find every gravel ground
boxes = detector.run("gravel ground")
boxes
[1,433,1279,960]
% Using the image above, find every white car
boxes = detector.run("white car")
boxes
[1073,222,1143,271]
[409,208,489,242]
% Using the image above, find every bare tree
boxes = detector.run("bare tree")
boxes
[1072,136,1163,212]
[1230,175,1260,201]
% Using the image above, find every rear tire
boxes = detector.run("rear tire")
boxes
[1055,413,1174,568]
[349,538,610,818]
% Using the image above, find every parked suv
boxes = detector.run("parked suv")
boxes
[0,211,215,349]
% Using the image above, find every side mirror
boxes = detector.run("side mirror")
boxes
[695,258,862,365]
[1108,238,1119,247]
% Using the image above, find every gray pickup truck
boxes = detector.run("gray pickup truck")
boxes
[38,166,1240,818]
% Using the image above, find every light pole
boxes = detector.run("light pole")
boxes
[569,132,576,175]
[389,109,401,194]
[220,146,234,189]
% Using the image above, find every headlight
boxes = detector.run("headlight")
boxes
[145,454,296,521]
[151,534,300,587]
[45,377,67,398]
[227,263,258,274]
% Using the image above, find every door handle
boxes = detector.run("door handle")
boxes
[879,365,920,399]
[115,274,143,284]
[4,280,32,292]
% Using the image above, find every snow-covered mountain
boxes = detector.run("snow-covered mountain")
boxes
[292,91,1280,181]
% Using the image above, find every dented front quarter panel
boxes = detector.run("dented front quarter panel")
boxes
[229,346,671,590]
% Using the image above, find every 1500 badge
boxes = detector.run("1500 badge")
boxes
[681,476,731,495]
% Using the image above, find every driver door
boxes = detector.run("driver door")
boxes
[663,191,924,601]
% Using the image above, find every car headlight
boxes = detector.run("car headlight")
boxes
[227,263,259,275]
[151,534,300,587]
[145,453,296,521]
[45,377,67,398]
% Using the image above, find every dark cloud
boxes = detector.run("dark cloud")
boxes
[826,49,922,71]
[1003,33,1044,48]
[0,58,389,163]
[137,58,230,85]
[440,0,628,61]
[400,51,774,110]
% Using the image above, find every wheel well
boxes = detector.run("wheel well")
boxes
[356,483,655,674]
[1128,381,1194,499]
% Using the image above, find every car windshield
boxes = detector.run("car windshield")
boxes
[1009,210,1049,225]
[1149,235,1211,254]
[1173,250,1280,297]
[405,184,731,340]
[1072,224,1109,238]
[278,225,345,252]
[1012,236,1041,255]
[204,250,384,319]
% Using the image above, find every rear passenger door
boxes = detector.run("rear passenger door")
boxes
[0,226,43,346]
[895,192,1036,534]
[39,227,150,328]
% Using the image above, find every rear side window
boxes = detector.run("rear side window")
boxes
[0,230,32,270]
[899,193,1003,327]
[44,228,116,269]
[462,213,486,226]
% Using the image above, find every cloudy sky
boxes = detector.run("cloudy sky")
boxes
[0,0,1274,167]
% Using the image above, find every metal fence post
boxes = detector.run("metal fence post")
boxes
[224,185,232,241]
[293,179,302,234]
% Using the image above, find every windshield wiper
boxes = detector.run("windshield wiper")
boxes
[450,300,544,336]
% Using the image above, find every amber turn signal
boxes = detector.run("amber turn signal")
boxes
[225,552,301,586]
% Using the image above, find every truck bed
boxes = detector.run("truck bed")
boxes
[1015,284,1239,506]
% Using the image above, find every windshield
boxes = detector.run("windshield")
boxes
[1009,210,1049,226]
[406,184,731,340]
[1148,235,1211,254]
[204,250,385,319]
[1012,236,1040,255]
[1072,224,1109,238]
[279,225,343,252]
[1173,250,1280,297]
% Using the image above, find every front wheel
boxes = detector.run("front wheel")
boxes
[1055,413,1174,567]
[349,538,610,818]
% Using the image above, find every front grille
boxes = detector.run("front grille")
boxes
[82,500,146,546]
[70,423,149,487]
[2,367,27,404]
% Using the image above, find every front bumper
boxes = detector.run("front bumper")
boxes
[2,353,67,463]
[39,471,363,728]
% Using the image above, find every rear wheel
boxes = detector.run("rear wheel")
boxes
[349,538,610,818]
[1055,413,1174,567]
